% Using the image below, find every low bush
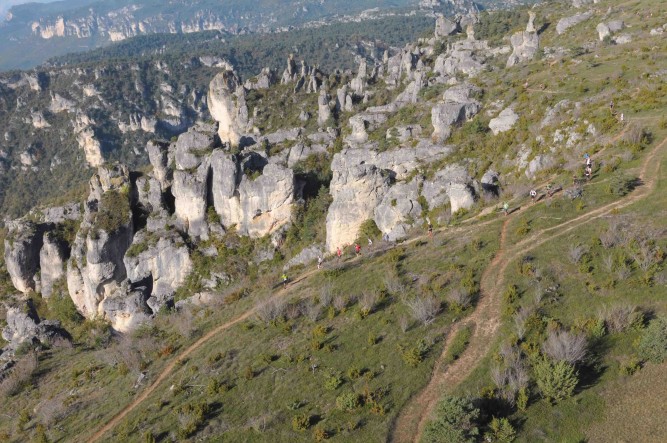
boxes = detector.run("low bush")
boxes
[637,316,667,363]
[533,359,578,402]
[422,396,480,443]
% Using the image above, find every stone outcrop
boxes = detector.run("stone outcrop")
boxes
[67,164,134,320]
[489,107,519,135]
[422,164,477,213]
[435,15,458,38]
[208,69,247,147]
[244,68,274,90]
[1,304,68,350]
[39,232,68,298]
[507,12,539,67]
[556,11,593,35]
[597,20,624,41]
[326,159,390,252]
[431,83,481,141]
[3,221,43,293]
[318,88,332,127]
[374,178,423,241]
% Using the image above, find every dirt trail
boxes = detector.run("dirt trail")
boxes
[390,133,666,443]
[90,132,665,442]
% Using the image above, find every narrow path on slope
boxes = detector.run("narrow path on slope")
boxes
[392,133,667,443]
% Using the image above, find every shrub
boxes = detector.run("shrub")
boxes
[542,330,588,365]
[324,371,343,391]
[422,396,480,443]
[637,316,667,363]
[404,295,441,325]
[485,417,517,443]
[356,219,382,244]
[533,359,578,402]
[599,305,642,333]
[313,426,329,441]
[93,190,130,234]
[336,392,360,411]
[619,357,641,376]
[400,339,430,367]
[292,413,311,432]
[176,401,209,438]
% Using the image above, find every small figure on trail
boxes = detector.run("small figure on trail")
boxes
[317,256,323,270]
[368,237,373,247]
[546,183,553,198]
[609,100,615,113]
[502,202,509,216]
[620,113,625,123]
[355,243,361,256]
[336,246,342,261]
[281,273,289,288]
[530,189,537,203]
[383,232,390,243]
[585,165,592,180]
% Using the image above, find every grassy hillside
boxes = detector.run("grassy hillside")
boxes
[0,0,666,442]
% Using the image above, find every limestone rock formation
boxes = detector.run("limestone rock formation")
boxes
[431,83,481,141]
[374,178,423,241]
[507,12,539,67]
[39,232,68,298]
[244,68,274,90]
[326,159,390,252]
[1,304,67,350]
[435,15,458,38]
[285,244,325,270]
[3,221,43,293]
[318,88,332,127]
[597,20,624,41]
[556,11,593,35]
[67,164,134,319]
[422,164,476,213]
[489,108,519,135]
[208,69,247,147]
[173,161,210,241]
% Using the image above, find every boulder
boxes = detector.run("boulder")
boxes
[98,288,152,333]
[489,108,519,135]
[317,89,332,127]
[244,68,274,90]
[285,244,325,270]
[526,154,555,179]
[374,178,423,241]
[208,69,245,147]
[1,305,67,349]
[556,11,593,35]
[172,160,211,241]
[597,20,624,41]
[435,15,458,38]
[326,154,390,252]
[211,149,241,228]
[422,164,475,212]
[507,12,539,67]
[4,221,43,293]
[39,232,68,298]
[173,125,217,170]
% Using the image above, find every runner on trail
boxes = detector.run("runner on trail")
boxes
[502,202,509,216]
[281,273,288,287]
[336,246,342,261]
[383,233,390,243]
[530,189,537,203]
[585,165,592,180]
[317,256,323,270]
[368,238,373,246]
[546,182,553,198]
[355,243,361,256]
[427,221,433,238]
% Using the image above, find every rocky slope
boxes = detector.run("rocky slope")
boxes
[2,0,663,351]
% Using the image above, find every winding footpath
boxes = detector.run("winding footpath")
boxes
[390,132,667,443]
[88,130,666,442]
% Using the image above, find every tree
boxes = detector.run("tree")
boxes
[637,316,667,363]
[484,417,517,443]
[533,359,578,403]
[422,396,480,443]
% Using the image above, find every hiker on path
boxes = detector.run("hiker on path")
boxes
[368,238,373,247]
[281,273,289,288]
[546,183,553,198]
[585,165,592,180]
[336,247,342,261]
[502,202,509,216]
[355,243,361,256]
[383,233,390,243]
[530,189,537,203]
[317,256,323,270]
[428,222,433,238]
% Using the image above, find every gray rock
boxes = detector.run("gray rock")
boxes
[244,67,274,90]
[422,164,474,211]
[287,143,329,168]
[386,125,423,143]
[173,160,211,241]
[435,15,458,38]
[262,128,302,145]
[507,12,540,67]
[597,20,624,41]
[2,305,67,349]
[4,221,43,293]
[41,203,82,225]
[98,288,152,333]
[556,11,593,35]
[174,126,217,170]
[318,89,332,127]
[374,178,423,241]
[146,140,171,187]
[208,69,246,147]
[285,244,325,270]
[211,149,241,229]
[489,108,519,135]
[39,233,68,298]
[526,154,555,179]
